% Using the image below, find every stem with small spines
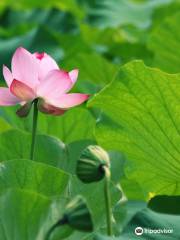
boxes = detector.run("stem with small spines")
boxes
[30,99,38,160]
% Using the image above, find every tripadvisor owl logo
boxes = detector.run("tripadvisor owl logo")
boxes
[135,227,144,236]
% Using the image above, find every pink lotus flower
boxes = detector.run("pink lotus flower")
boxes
[0,47,89,116]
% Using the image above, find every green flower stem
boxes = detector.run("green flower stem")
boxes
[30,99,38,160]
[45,218,67,240]
[103,165,113,236]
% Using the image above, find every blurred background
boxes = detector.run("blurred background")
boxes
[0,0,179,93]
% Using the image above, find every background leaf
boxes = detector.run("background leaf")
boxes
[121,208,180,239]
[0,189,52,240]
[0,107,95,144]
[63,52,118,91]
[85,0,173,29]
[38,108,96,143]
[149,11,180,73]
[95,207,180,239]
[148,195,180,215]
[0,129,66,167]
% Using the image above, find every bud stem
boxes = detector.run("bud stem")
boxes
[30,99,38,160]
[103,166,113,236]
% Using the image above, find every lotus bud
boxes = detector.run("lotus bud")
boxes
[45,196,93,240]
[76,145,110,183]
[64,195,93,232]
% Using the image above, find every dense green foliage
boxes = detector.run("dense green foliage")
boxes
[0,0,179,239]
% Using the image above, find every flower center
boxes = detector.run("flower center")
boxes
[35,52,45,60]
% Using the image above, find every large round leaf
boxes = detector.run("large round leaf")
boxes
[88,60,180,198]
[0,159,69,197]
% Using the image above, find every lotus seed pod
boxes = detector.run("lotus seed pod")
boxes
[64,195,93,232]
[76,145,110,183]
